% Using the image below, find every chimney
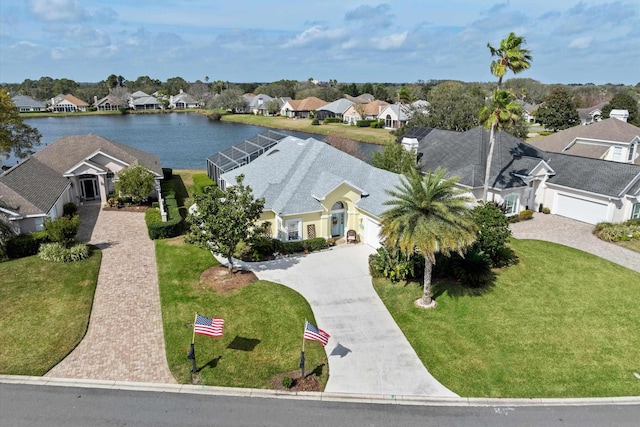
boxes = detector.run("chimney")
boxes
[94,95,98,105]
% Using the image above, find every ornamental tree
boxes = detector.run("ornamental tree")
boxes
[535,87,580,131]
[186,174,265,272]
[0,89,42,160]
[114,164,156,204]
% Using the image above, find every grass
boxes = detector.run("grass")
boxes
[374,239,640,398]
[156,237,328,388]
[0,250,102,375]
[617,240,640,253]
[219,114,396,145]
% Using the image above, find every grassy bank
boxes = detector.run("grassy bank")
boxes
[0,250,102,375]
[156,238,328,388]
[374,239,640,398]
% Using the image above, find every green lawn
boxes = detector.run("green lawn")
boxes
[156,238,328,388]
[0,250,101,375]
[374,239,640,398]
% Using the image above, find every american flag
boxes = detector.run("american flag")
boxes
[194,314,224,338]
[304,320,330,346]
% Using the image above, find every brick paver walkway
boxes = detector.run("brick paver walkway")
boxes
[46,205,176,383]
[510,214,640,274]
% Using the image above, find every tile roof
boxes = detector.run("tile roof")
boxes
[32,134,163,176]
[287,97,328,111]
[220,136,402,218]
[62,94,89,106]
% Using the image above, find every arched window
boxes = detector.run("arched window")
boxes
[331,201,344,210]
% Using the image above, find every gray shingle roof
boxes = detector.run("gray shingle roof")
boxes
[33,134,163,176]
[317,99,354,114]
[220,136,402,218]
[11,95,46,109]
[0,157,69,215]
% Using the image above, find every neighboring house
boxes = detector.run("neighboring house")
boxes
[577,101,607,125]
[0,135,165,234]
[528,118,640,165]
[241,94,275,115]
[129,91,162,110]
[11,94,46,112]
[94,92,130,111]
[280,97,328,118]
[344,93,375,104]
[378,101,428,129]
[169,90,199,109]
[50,94,89,112]
[315,98,354,121]
[515,100,538,123]
[343,99,389,125]
[404,126,640,224]
[207,131,403,248]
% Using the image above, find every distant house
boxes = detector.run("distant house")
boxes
[280,97,328,118]
[343,99,389,125]
[206,131,402,248]
[169,90,199,109]
[315,98,354,121]
[0,135,164,234]
[11,95,46,112]
[577,101,607,125]
[241,94,275,115]
[378,101,428,129]
[50,94,89,112]
[404,126,640,224]
[528,118,640,165]
[94,91,130,111]
[129,91,162,110]
[515,100,538,123]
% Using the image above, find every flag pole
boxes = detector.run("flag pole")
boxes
[300,319,306,378]
[189,313,197,374]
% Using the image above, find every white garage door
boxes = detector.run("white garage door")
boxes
[555,194,609,224]
[363,217,382,249]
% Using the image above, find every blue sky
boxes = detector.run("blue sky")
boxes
[1,0,638,85]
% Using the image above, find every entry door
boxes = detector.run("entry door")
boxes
[331,213,344,237]
[81,178,97,200]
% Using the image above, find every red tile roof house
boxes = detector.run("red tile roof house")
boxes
[49,94,90,112]
[0,135,165,234]
[280,97,329,118]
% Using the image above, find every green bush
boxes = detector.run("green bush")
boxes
[193,174,216,194]
[311,118,320,125]
[44,215,80,247]
[518,210,534,221]
[63,203,78,217]
[6,231,50,259]
[370,120,384,128]
[281,376,294,389]
[368,245,423,282]
[280,240,305,255]
[242,236,281,261]
[303,237,328,252]
[471,202,516,268]
[448,250,494,288]
[542,207,551,214]
[593,221,640,242]
[356,119,376,127]
[38,242,90,262]
[323,117,341,124]
[145,207,162,225]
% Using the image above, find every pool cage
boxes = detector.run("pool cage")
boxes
[206,129,290,189]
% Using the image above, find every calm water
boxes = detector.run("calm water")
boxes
[8,114,379,170]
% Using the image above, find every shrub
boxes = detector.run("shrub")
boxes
[145,207,162,225]
[471,202,514,268]
[448,250,493,288]
[311,118,320,125]
[542,207,551,214]
[323,117,341,124]
[355,119,376,127]
[370,120,384,128]
[193,174,216,194]
[44,215,80,247]
[518,210,534,221]
[243,235,281,261]
[146,196,184,239]
[281,376,294,389]
[6,231,50,259]
[303,237,328,252]
[63,202,78,217]
[593,221,640,242]
[368,245,423,282]
[38,242,90,262]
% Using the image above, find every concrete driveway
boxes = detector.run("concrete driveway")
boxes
[234,244,457,397]
[510,214,640,274]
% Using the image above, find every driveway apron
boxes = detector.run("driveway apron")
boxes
[246,244,457,397]
[46,205,176,383]
[510,214,640,274]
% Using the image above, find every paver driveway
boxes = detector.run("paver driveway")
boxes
[46,205,176,383]
[242,244,457,397]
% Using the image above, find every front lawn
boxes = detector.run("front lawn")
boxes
[156,238,328,389]
[374,239,640,398]
[0,250,101,375]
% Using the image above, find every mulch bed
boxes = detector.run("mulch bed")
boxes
[199,265,258,293]
[271,370,321,392]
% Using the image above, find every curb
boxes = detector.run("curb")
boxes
[1,375,639,407]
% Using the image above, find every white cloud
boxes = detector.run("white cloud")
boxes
[568,36,592,49]
[374,31,408,50]
[28,0,86,22]
[282,25,345,48]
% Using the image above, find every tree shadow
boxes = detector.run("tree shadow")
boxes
[226,336,260,352]
[170,175,189,207]
[432,275,496,299]
[308,363,325,378]
[197,355,222,372]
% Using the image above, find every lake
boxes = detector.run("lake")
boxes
[7,114,380,170]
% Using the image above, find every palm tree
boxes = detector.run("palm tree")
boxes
[479,90,522,201]
[487,32,533,88]
[381,168,477,308]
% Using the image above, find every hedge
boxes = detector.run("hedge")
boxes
[322,117,341,124]
[6,231,50,259]
[279,237,327,254]
[193,174,216,194]
[355,119,376,127]
[145,195,184,240]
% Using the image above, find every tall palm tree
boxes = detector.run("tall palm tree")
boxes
[381,168,477,308]
[487,32,533,88]
[479,90,522,201]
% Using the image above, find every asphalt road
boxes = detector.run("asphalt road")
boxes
[1,383,639,427]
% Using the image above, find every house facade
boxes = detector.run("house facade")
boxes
[208,134,403,248]
[50,94,89,112]
[0,135,165,234]
[280,97,328,118]
[169,90,199,109]
[11,95,46,112]
[404,126,640,225]
[343,100,389,125]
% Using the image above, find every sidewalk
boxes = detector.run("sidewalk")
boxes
[45,206,176,383]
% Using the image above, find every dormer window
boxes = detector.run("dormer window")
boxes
[628,143,636,162]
